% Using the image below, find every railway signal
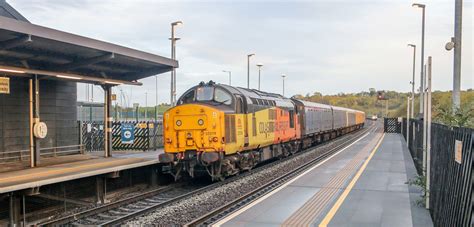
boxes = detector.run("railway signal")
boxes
[377,91,387,100]
[377,91,389,117]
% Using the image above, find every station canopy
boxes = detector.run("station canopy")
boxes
[0,16,177,85]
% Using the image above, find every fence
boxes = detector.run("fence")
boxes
[384,118,401,133]
[396,117,473,226]
[0,145,84,163]
[401,118,424,173]
[80,120,163,152]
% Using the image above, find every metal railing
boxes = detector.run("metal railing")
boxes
[0,145,84,163]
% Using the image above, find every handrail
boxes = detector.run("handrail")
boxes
[0,144,84,163]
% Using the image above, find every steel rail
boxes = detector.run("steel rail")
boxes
[39,183,184,226]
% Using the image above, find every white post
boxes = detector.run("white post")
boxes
[407,97,410,147]
[422,64,427,176]
[426,56,432,209]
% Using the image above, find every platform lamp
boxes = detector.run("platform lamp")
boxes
[281,74,286,96]
[256,63,263,90]
[170,20,183,107]
[408,44,416,118]
[223,70,232,85]
[412,3,426,116]
[247,54,255,89]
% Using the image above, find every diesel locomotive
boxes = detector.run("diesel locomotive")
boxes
[159,81,365,180]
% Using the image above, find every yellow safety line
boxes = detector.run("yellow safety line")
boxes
[319,133,385,227]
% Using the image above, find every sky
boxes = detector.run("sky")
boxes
[8,0,473,106]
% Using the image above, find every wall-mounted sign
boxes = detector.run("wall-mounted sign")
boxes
[0,77,10,94]
[111,94,117,101]
[121,123,135,144]
[33,122,48,139]
[455,140,462,164]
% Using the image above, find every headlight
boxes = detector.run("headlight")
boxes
[176,120,182,126]
[198,119,204,125]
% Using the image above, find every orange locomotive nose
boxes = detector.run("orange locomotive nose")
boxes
[163,104,225,154]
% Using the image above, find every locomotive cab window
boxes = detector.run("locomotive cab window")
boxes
[196,86,214,101]
[179,90,195,104]
[214,88,232,105]
[193,86,232,105]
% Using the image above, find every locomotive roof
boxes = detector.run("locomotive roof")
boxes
[218,83,294,108]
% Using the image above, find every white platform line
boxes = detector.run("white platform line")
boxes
[213,131,372,227]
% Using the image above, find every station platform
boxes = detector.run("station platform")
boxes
[215,131,433,226]
[0,149,163,194]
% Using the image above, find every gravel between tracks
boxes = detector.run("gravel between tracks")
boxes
[128,129,368,225]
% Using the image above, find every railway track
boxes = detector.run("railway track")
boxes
[41,123,375,226]
[185,123,378,226]
[39,182,206,226]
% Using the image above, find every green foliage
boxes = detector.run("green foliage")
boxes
[296,89,474,127]
[434,105,474,128]
[406,175,427,207]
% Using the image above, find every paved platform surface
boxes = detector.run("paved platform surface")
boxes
[0,149,162,194]
[216,130,433,227]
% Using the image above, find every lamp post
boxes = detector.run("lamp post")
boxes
[256,63,263,90]
[222,70,232,85]
[408,44,416,118]
[281,74,286,96]
[170,21,183,107]
[413,3,425,116]
[247,54,255,89]
[446,0,463,111]
[145,92,148,120]
[155,75,158,121]
[407,96,411,147]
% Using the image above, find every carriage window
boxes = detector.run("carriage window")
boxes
[214,88,232,105]
[196,86,214,101]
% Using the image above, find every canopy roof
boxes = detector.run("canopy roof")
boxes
[0,16,177,85]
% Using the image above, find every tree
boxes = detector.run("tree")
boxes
[369,88,376,96]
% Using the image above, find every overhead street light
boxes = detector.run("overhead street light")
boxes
[172,21,183,26]
[222,70,232,85]
[408,43,416,118]
[247,54,255,89]
[170,20,183,107]
[256,63,263,90]
[412,3,426,117]
[281,74,286,96]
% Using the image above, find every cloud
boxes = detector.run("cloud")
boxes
[8,0,472,106]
